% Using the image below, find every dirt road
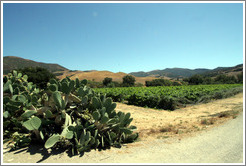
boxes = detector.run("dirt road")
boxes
[2,93,244,163]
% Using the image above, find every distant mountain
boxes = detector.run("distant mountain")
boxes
[202,64,243,77]
[3,56,243,82]
[129,64,243,79]
[3,56,157,84]
[3,56,68,74]
[130,68,210,78]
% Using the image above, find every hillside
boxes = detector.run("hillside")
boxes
[3,56,68,74]
[130,64,243,79]
[56,70,157,85]
[3,56,157,84]
[202,64,243,77]
[130,68,210,78]
[3,56,243,83]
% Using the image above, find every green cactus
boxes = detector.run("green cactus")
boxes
[79,129,86,145]
[52,91,65,109]
[81,79,87,85]
[13,87,20,95]
[100,116,109,124]
[22,116,41,131]
[49,84,58,92]
[68,93,81,103]
[101,136,105,147]
[44,110,53,118]
[3,71,138,153]
[125,133,138,143]
[120,127,133,135]
[21,110,37,119]
[81,96,88,105]
[61,127,74,139]
[78,87,87,97]
[92,97,102,109]
[17,95,27,103]
[63,113,72,128]
[61,82,69,94]
[45,134,61,149]
[3,111,10,118]
[75,78,80,89]
[23,75,28,81]
[69,80,75,93]
[109,131,117,141]
[92,111,100,121]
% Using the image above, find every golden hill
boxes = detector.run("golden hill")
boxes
[56,70,159,84]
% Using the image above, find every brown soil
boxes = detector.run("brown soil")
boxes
[115,93,243,141]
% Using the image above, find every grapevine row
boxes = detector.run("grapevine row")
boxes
[94,84,243,110]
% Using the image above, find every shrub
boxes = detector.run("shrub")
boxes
[87,80,104,88]
[3,70,138,155]
[135,83,144,87]
[14,67,56,89]
[201,118,216,125]
[122,75,136,87]
[158,96,177,110]
[237,72,243,83]
[103,77,113,87]
[145,79,173,87]
[188,74,204,85]
[214,74,237,84]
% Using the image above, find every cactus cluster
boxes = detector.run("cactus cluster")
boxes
[3,70,138,155]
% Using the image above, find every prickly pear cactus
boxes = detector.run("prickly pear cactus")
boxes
[3,70,138,154]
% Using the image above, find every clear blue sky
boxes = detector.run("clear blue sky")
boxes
[3,2,244,73]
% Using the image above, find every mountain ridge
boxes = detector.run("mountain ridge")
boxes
[129,64,243,78]
[3,56,68,74]
[3,56,243,81]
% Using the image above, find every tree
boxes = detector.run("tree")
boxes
[215,74,237,84]
[122,75,136,87]
[237,72,243,83]
[103,77,113,87]
[15,67,56,89]
[203,77,213,84]
[188,74,204,85]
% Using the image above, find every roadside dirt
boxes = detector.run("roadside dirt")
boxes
[2,93,244,163]
[116,93,243,141]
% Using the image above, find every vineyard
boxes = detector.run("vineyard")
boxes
[94,84,243,110]
[3,70,243,157]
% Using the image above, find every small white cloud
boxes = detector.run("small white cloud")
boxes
[92,11,98,17]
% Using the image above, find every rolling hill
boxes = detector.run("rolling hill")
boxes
[202,64,243,77]
[3,56,68,74]
[130,64,243,79]
[3,56,243,83]
[3,56,157,84]
[130,68,210,78]
[56,70,157,84]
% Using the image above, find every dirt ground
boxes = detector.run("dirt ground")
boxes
[2,93,244,163]
[115,92,244,141]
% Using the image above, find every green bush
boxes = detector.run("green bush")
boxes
[3,70,138,155]
[103,77,113,87]
[14,67,57,89]
[122,75,136,87]
[87,80,104,88]
[237,72,243,83]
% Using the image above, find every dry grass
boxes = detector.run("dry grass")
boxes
[116,93,243,140]
[201,118,216,125]
[56,70,159,84]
